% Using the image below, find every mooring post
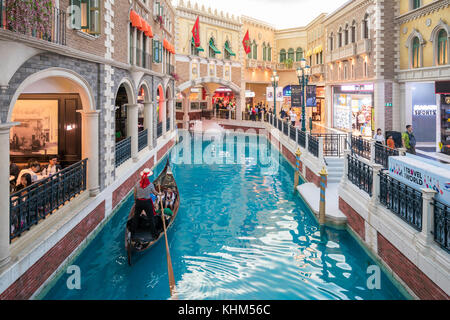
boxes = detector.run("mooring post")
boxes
[294,148,302,190]
[319,166,328,225]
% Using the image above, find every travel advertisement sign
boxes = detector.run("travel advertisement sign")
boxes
[389,156,450,205]
[306,85,317,107]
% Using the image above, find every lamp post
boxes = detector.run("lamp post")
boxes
[271,71,279,118]
[296,59,311,132]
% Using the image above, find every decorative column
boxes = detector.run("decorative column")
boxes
[78,111,100,196]
[162,99,168,135]
[0,123,17,267]
[420,188,438,245]
[340,149,351,188]
[127,104,139,162]
[370,164,383,206]
[143,101,154,149]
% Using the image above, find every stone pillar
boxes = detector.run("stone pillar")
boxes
[347,132,352,151]
[370,164,383,205]
[79,111,100,196]
[183,97,190,130]
[127,104,139,162]
[261,111,265,122]
[143,102,154,149]
[0,123,17,267]
[305,133,309,153]
[318,137,324,162]
[340,149,351,188]
[398,147,407,156]
[420,188,438,245]
[370,139,376,164]
[162,99,168,135]
[237,90,245,121]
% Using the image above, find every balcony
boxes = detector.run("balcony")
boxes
[311,64,325,76]
[356,39,372,55]
[0,4,66,46]
[246,59,258,68]
[265,61,274,70]
[326,43,356,62]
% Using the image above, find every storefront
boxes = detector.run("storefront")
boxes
[212,87,235,108]
[312,86,325,123]
[436,81,450,155]
[332,84,374,137]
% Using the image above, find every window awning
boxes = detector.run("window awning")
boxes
[224,43,236,56]
[191,37,204,52]
[305,49,312,57]
[209,40,221,54]
[130,10,142,29]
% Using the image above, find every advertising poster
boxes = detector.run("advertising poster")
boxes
[291,85,302,108]
[266,87,274,101]
[276,87,284,102]
[306,85,317,107]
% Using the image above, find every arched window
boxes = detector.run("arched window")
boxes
[351,21,357,43]
[438,29,448,65]
[263,42,267,61]
[252,40,257,60]
[296,48,303,61]
[412,37,420,68]
[267,44,272,61]
[338,28,342,47]
[224,40,231,60]
[280,49,286,62]
[344,24,349,45]
[209,37,220,58]
[363,14,369,39]
[288,48,294,61]
[329,33,334,51]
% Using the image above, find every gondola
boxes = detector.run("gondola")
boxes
[125,160,180,266]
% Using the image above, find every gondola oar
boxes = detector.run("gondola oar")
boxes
[158,185,177,298]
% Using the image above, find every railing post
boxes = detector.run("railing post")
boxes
[420,188,438,245]
[341,150,350,186]
[370,164,383,205]
[127,104,139,162]
[295,128,299,146]
[305,133,309,154]
[370,139,376,164]
[347,132,352,151]
[261,111,264,122]
[318,137,324,163]
[397,147,407,156]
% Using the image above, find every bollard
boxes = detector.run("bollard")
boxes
[319,166,328,225]
[294,148,302,190]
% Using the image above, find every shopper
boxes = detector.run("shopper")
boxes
[387,135,396,150]
[402,125,416,155]
[290,109,297,127]
[373,128,385,145]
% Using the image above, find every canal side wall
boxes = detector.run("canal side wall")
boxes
[0,132,178,300]
[339,177,450,300]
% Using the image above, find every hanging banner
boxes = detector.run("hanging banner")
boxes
[291,85,302,108]
[266,87,274,101]
[306,85,317,107]
[276,87,284,102]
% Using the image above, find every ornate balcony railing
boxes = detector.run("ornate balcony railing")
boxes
[433,200,450,252]
[351,135,371,160]
[312,133,347,157]
[1,4,66,46]
[356,38,372,55]
[375,143,399,168]
[347,155,373,196]
[308,135,319,158]
[115,136,131,167]
[138,129,148,152]
[157,122,163,138]
[379,171,423,231]
[10,159,87,241]
[297,129,306,148]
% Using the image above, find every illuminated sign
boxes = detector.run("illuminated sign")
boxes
[413,105,437,116]
[341,84,374,92]
[245,91,255,98]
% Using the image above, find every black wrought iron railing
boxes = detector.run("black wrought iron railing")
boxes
[157,122,163,138]
[217,110,230,119]
[347,155,373,196]
[115,136,131,167]
[138,129,148,152]
[379,171,423,231]
[297,129,306,148]
[289,125,296,141]
[10,159,87,241]
[308,135,319,158]
[433,200,450,252]
[351,135,371,160]
[375,143,399,168]
[1,4,66,45]
[166,117,171,132]
[283,121,288,136]
[312,133,347,157]
[277,119,282,131]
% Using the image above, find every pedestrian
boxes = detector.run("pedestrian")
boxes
[373,128,385,145]
[290,109,297,127]
[402,125,416,155]
[387,135,395,149]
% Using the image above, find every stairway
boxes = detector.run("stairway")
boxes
[325,157,345,184]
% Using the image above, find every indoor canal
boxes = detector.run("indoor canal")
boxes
[40,131,410,300]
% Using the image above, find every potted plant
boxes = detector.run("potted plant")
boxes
[284,58,294,69]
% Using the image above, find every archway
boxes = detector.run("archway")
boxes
[115,80,135,142]
[156,85,165,138]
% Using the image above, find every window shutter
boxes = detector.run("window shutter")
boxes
[159,41,163,63]
[153,40,157,62]
[70,0,82,30]
[81,0,90,30]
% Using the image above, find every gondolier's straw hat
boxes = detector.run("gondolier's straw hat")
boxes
[140,168,153,177]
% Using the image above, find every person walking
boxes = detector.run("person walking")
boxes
[290,109,297,127]
[402,125,416,155]
[373,128,385,145]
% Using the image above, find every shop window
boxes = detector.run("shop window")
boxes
[176,101,182,110]
[288,48,294,61]
[70,0,101,35]
[280,49,286,63]
[412,37,420,68]
[437,29,448,65]
[296,48,303,61]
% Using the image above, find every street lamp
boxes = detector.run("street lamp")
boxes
[296,58,311,132]
[271,71,279,118]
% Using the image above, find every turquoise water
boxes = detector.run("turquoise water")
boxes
[42,133,408,300]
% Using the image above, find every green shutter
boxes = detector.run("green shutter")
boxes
[70,0,82,29]
[81,0,90,30]
[159,41,162,63]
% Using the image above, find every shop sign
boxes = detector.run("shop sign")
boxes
[435,81,450,94]
[245,90,255,98]
[389,156,450,206]
[316,87,325,98]
[413,105,437,116]
[341,84,374,92]
[306,85,317,107]
[291,85,302,108]
[283,86,292,97]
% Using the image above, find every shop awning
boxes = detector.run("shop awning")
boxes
[130,10,142,29]
[143,21,153,38]
[191,37,204,51]
[305,49,312,57]
[163,39,175,54]
[209,40,221,54]
[313,45,323,54]
[224,42,236,56]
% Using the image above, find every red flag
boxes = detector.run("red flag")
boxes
[243,30,251,55]
[192,17,200,47]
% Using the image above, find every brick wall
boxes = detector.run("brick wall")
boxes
[176,61,190,84]
[157,139,175,162]
[0,201,106,300]
[338,197,365,240]
[231,67,241,86]
[377,233,450,300]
